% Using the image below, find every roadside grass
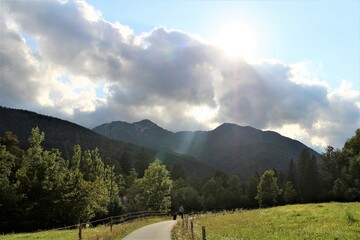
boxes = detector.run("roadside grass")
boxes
[172,202,360,240]
[0,216,167,240]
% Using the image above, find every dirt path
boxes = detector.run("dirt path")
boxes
[123,220,177,240]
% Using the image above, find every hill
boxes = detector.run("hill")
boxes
[93,120,320,178]
[0,106,215,179]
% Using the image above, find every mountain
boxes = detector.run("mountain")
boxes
[93,120,320,178]
[0,106,215,180]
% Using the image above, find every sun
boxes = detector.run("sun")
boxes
[213,22,257,60]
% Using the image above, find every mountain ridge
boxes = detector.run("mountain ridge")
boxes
[0,106,320,180]
[93,119,320,178]
[0,106,215,180]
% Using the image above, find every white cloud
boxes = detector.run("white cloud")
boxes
[0,0,358,151]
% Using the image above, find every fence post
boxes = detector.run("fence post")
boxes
[191,220,194,239]
[110,217,113,232]
[186,215,188,230]
[202,226,206,240]
[78,223,82,240]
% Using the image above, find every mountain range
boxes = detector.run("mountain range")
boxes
[0,106,214,180]
[0,106,319,180]
[93,120,319,178]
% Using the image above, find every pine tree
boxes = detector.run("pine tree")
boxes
[247,172,260,207]
[283,181,297,204]
[120,148,132,175]
[297,149,320,202]
[134,148,151,178]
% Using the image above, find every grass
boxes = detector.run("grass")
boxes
[172,202,360,240]
[0,216,167,240]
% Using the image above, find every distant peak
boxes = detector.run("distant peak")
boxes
[136,119,155,125]
[215,122,256,130]
[133,119,158,127]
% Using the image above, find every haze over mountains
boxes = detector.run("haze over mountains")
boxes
[0,106,319,180]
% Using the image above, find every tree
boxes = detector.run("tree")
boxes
[61,145,118,223]
[0,131,23,157]
[128,160,172,211]
[297,149,320,202]
[256,170,280,207]
[321,146,340,199]
[134,148,151,178]
[12,129,120,229]
[283,181,297,204]
[247,172,260,207]
[201,177,225,210]
[224,175,244,209]
[171,186,202,212]
[0,144,18,232]
[286,159,297,188]
[15,127,69,230]
[120,148,132,175]
[341,129,360,201]
[171,163,185,180]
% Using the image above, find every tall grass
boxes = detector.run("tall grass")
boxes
[172,202,360,240]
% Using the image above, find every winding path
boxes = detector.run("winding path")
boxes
[123,220,177,240]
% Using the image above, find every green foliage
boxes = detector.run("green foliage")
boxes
[120,148,132,175]
[1,126,359,233]
[134,148,152,178]
[171,163,185,180]
[0,128,122,232]
[283,181,297,204]
[297,149,320,202]
[256,170,280,207]
[247,173,260,207]
[202,177,225,210]
[171,186,202,212]
[0,144,18,230]
[320,129,360,201]
[128,160,172,212]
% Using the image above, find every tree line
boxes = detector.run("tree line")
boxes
[0,127,172,233]
[0,127,359,233]
[172,129,359,210]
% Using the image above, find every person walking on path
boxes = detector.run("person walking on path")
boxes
[179,205,184,219]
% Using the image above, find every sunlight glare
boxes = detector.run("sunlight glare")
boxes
[189,105,218,123]
[213,22,257,60]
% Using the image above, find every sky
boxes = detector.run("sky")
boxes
[0,0,359,152]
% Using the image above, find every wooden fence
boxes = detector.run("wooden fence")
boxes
[55,210,167,240]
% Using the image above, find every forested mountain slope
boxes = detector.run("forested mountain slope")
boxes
[0,106,214,179]
[94,120,320,178]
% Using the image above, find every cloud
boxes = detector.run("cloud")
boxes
[0,0,358,151]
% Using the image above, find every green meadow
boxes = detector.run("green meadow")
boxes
[0,217,166,240]
[173,202,360,240]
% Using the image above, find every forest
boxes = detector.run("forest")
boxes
[0,127,359,233]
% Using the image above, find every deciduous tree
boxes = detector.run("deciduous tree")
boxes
[256,170,280,207]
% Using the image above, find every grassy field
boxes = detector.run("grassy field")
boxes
[172,202,360,240]
[0,216,167,240]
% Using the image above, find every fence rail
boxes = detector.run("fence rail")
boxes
[53,210,167,240]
